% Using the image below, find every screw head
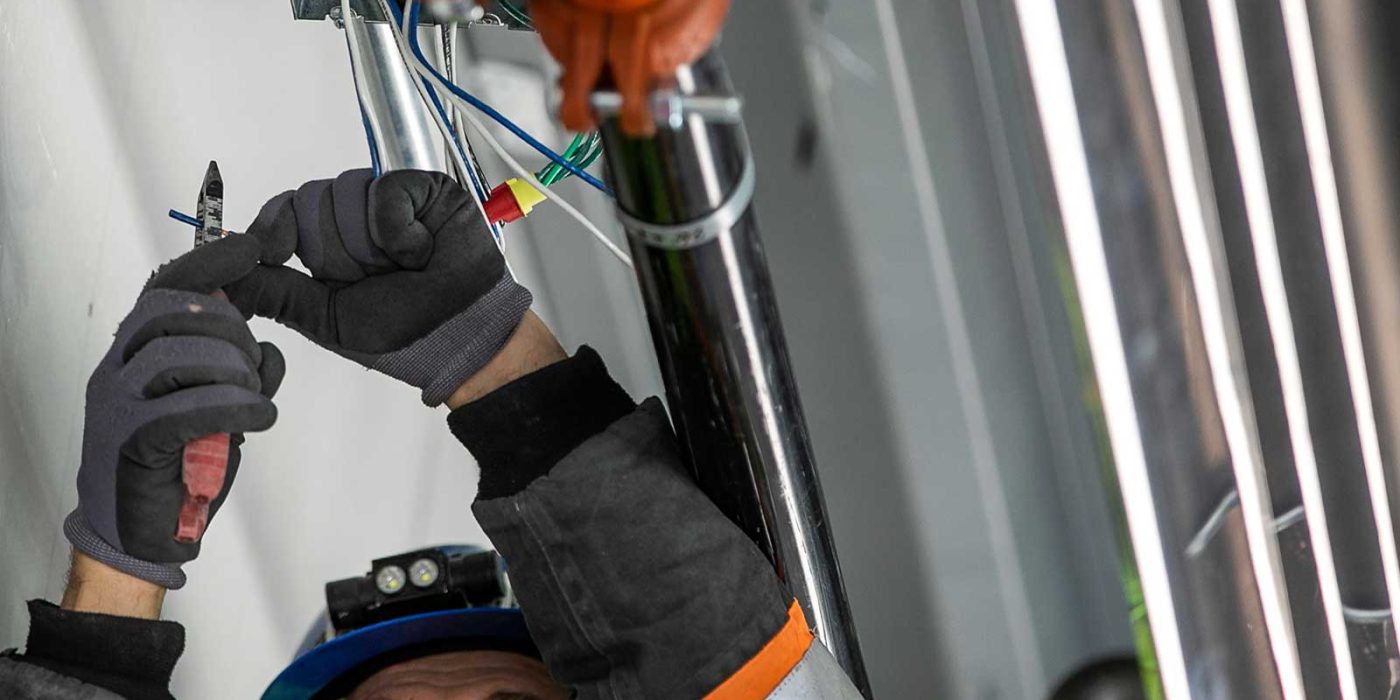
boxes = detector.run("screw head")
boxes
[375,565,407,595]
[408,558,441,588]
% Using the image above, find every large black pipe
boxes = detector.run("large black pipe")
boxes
[598,50,870,694]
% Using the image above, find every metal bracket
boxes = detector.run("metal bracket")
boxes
[591,91,744,130]
[294,0,391,21]
[616,147,756,250]
[295,0,519,25]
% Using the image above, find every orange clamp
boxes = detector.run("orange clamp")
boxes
[528,0,730,137]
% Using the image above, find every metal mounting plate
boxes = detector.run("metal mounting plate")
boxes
[292,0,394,21]
[292,0,527,25]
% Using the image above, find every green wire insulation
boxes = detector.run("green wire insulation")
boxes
[578,142,604,170]
[538,134,585,186]
[551,134,586,183]
[536,133,603,187]
[497,0,532,27]
[492,1,612,190]
[562,134,602,183]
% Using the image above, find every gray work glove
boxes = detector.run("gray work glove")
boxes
[64,235,284,589]
[224,169,531,406]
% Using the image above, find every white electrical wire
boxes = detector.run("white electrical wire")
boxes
[456,101,634,267]
[389,0,634,268]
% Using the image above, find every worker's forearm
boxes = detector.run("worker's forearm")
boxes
[17,552,184,699]
[61,550,166,621]
[446,310,567,410]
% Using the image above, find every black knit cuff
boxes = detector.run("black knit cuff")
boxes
[449,346,635,501]
[21,600,183,700]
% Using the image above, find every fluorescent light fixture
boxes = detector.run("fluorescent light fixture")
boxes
[1205,0,1358,694]
[1009,0,1190,696]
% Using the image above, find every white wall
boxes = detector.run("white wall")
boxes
[0,2,656,697]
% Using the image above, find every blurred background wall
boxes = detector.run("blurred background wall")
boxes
[0,1,1136,697]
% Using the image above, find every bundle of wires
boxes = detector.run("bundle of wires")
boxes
[375,0,632,266]
[456,1,606,192]
[448,1,605,193]
[385,0,612,195]
[536,132,603,187]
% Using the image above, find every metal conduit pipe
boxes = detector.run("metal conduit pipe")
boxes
[341,9,446,173]
[596,50,870,694]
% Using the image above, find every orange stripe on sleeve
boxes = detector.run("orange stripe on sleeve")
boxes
[704,600,815,699]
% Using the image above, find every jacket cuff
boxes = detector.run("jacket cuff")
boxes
[368,273,534,407]
[21,600,183,699]
[447,346,635,501]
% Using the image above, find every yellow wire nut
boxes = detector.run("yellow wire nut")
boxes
[505,178,547,218]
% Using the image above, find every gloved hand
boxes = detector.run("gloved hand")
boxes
[64,235,284,589]
[224,169,531,406]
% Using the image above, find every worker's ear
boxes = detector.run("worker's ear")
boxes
[145,234,262,295]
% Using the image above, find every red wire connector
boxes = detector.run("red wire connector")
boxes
[485,178,548,225]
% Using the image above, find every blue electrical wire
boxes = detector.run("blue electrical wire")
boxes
[424,81,488,203]
[360,99,384,177]
[169,209,202,228]
[397,0,613,196]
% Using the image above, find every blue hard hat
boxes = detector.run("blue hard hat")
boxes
[262,546,535,699]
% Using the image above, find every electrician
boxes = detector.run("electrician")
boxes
[0,170,863,700]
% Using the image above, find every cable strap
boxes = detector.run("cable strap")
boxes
[616,149,756,251]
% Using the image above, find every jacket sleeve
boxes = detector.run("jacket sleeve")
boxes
[0,600,183,700]
[0,656,124,700]
[449,347,862,699]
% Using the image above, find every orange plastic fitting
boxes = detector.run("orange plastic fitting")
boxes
[528,0,730,136]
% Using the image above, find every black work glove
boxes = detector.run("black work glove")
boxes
[64,235,284,589]
[224,169,531,406]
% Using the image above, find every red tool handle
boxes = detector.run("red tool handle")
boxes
[176,432,230,543]
[174,289,231,544]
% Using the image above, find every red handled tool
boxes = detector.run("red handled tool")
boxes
[175,161,232,544]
